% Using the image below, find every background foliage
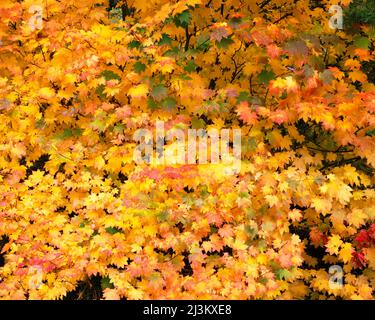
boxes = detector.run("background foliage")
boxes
[0,0,374,299]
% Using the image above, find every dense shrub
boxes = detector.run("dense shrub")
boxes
[0,0,374,299]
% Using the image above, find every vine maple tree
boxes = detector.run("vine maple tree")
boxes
[0,0,374,299]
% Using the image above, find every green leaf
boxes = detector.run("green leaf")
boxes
[105,226,122,235]
[258,69,275,84]
[101,276,115,290]
[242,137,257,152]
[151,84,168,101]
[133,61,146,73]
[246,208,256,219]
[79,219,90,228]
[200,185,209,197]
[100,70,121,81]
[96,84,106,100]
[239,191,249,198]
[280,91,288,99]
[210,225,218,233]
[128,40,141,49]
[54,128,82,140]
[196,35,211,51]
[191,117,205,129]
[162,97,177,109]
[174,10,191,28]
[158,33,173,46]
[91,118,106,132]
[147,97,159,110]
[244,225,258,240]
[179,74,192,80]
[156,211,169,222]
[113,124,125,134]
[137,27,146,34]
[216,37,234,49]
[184,60,197,73]
[258,239,267,252]
[259,277,268,284]
[96,70,121,100]
[163,47,180,57]
[35,118,45,129]
[275,269,291,280]
[72,128,82,137]
[229,16,243,28]
[353,36,371,50]
[237,91,251,103]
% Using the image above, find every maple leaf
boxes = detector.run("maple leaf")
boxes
[326,235,343,255]
[339,243,353,263]
[38,87,55,99]
[1,0,374,301]
[278,253,294,268]
[352,251,368,269]
[251,30,272,46]
[347,209,367,228]
[310,227,325,248]
[365,248,375,270]
[210,23,231,42]
[103,288,121,300]
[128,84,149,99]
[349,70,367,83]
[288,209,302,222]
[344,59,361,70]
[266,44,282,58]
[236,101,257,124]
[311,198,332,214]
[218,224,234,238]
[270,76,298,94]
[269,109,289,125]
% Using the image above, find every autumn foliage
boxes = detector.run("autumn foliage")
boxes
[0,0,374,300]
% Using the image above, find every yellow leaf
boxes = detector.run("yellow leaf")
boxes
[93,155,105,170]
[349,70,367,83]
[128,84,149,99]
[243,62,262,76]
[127,287,144,300]
[326,235,343,255]
[344,59,360,70]
[38,87,55,99]
[347,208,367,228]
[288,209,302,222]
[365,248,375,270]
[311,198,332,214]
[338,243,353,263]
